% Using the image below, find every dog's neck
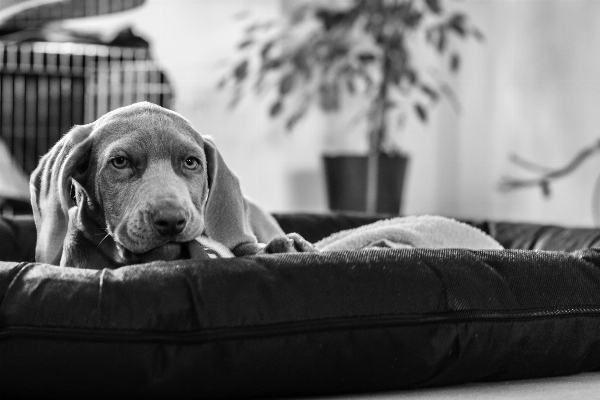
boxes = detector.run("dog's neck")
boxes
[62,205,128,268]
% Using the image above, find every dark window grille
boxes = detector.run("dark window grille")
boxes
[0,41,173,175]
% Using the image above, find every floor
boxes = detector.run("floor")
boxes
[289,372,600,400]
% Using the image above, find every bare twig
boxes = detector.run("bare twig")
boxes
[499,139,600,195]
[508,153,555,174]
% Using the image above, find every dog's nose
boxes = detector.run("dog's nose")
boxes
[151,205,187,236]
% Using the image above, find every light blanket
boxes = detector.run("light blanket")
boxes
[195,215,504,257]
[315,215,503,251]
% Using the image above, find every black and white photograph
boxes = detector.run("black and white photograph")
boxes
[1,0,600,399]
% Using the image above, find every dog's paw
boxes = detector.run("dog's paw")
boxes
[261,233,318,254]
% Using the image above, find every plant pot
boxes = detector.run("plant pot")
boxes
[323,153,409,214]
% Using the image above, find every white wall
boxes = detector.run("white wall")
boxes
[65,0,600,226]
[456,0,600,226]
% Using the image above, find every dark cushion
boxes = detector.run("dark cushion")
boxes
[2,214,600,399]
[487,221,600,251]
[274,212,600,251]
[0,215,36,262]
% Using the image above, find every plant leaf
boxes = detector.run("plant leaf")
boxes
[229,86,243,108]
[414,103,428,122]
[403,9,423,28]
[472,27,485,41]
[316,9,352,31]
[450,53,460,72]
[263,58,283,70]
[440,83,461,112]
[424,0,442,14]
[357,52,376,63]
[238,39,254,49]
[289,5,310,24]
[279,73,295,95]
[448,13,467,37]
[270,100,283,117]
[261,40,274,59]
[437,29,447,52]
[346,78,355,94]
[404,69,417,85]
[234,60,249,82]
[245,20,274,33]
[420,84,439,101]
[217,77,228,89]
[286,107,307,131]
[384,100,396,110]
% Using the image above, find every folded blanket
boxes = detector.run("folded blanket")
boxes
[315,215,503,251]
[194,215,503,257]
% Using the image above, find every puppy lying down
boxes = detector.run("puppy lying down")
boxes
[30,102,501,269]
[30,102,316,269]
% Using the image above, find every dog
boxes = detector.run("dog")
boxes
[30,102,316,268]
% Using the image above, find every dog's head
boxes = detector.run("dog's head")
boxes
[30,102,257,266]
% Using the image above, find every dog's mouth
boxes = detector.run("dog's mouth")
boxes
[118,240,209,264]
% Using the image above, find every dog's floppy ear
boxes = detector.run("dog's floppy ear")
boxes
[202,136,259,254]
[30,124,94,264]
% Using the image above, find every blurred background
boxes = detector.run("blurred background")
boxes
[2,0,600,227]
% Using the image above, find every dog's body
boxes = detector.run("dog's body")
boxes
[30,102,315,268]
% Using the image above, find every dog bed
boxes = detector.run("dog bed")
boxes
[1,212,600,399]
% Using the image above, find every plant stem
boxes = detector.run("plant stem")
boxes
[365,46,390,213]
[366,152,379,213]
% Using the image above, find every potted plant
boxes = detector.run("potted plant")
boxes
[219,0,482,213]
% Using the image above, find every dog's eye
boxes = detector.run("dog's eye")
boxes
[111,156,129,169]
[183,157,200,170]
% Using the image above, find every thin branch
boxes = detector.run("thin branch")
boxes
[499,139,600,193]
[507,153,555,174]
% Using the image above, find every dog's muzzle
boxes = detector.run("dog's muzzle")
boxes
[150,200,188,237]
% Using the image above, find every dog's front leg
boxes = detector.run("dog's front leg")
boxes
[260,233,318,254]
[231,233,318,256]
